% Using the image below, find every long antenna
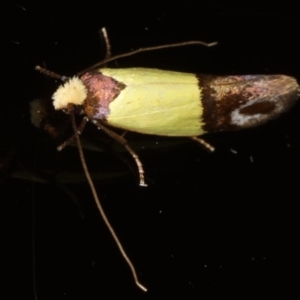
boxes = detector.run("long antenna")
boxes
[69,110,147,292]
[78,28,217,75]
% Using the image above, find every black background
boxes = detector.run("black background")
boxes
[3,2,300,299]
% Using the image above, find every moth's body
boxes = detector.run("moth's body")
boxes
[53,68,299,137]
[82,68,204,136]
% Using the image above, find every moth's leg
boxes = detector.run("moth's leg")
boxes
[100,27,112,61]
[57,117,88,151]
[94,120,147,187]
[35,65,68,82]
[190,136,215,152]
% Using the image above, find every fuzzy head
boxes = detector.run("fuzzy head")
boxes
[52,77,87,110]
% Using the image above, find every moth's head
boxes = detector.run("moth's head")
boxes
[52,77,87,110]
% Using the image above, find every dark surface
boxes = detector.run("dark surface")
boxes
[4,2,300,299]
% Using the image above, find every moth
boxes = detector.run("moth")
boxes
[36,28,299,291]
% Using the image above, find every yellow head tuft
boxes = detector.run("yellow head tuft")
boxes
[52,77,87,110]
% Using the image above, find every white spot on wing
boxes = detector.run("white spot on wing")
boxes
[231,110,262,126]
[231,99,263,126]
